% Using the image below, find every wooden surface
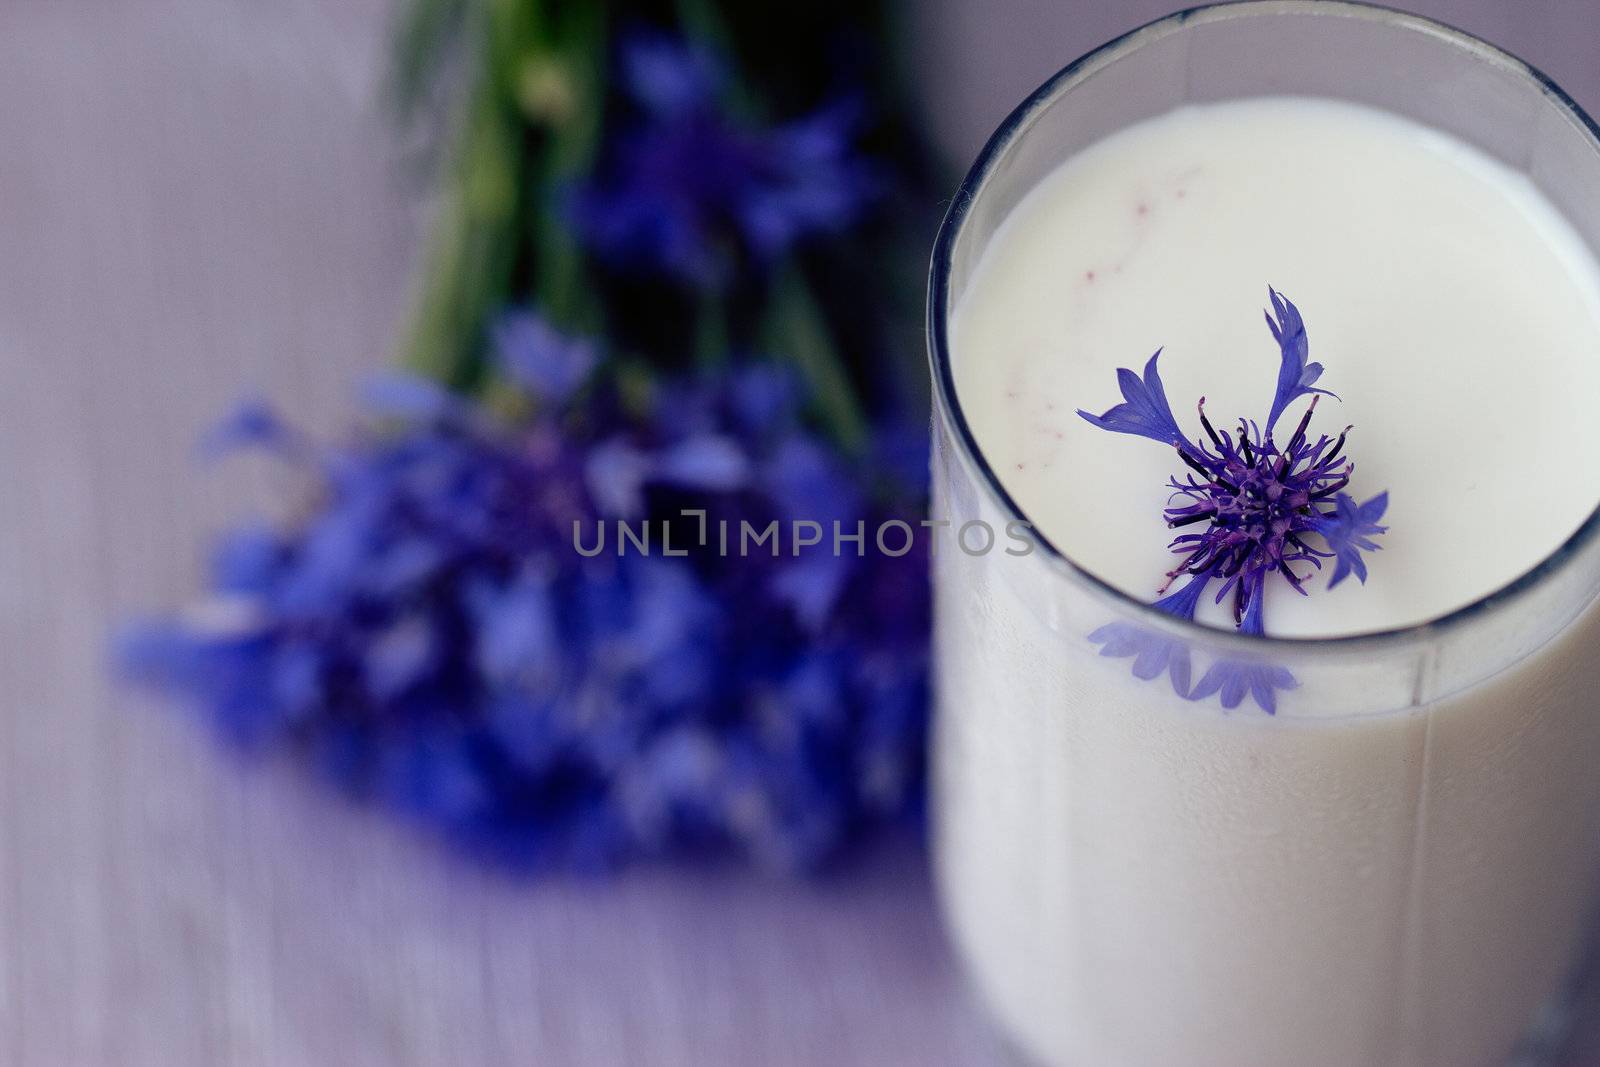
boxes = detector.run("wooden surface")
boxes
[0,1,1597,1064]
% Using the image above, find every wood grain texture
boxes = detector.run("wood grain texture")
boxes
[0,1,1596,1064]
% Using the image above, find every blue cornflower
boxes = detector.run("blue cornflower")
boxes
[1079,289,1388,712]
[569,34,878,287]
[122,320,928,873]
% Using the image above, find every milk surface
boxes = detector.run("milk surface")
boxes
[953,96,1600,636]
[935,97,1600,1067]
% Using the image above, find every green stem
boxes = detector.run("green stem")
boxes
[764,266,868,452]
[398,0,526,388]
[402,44,524,389]
[695,289,728,370]
[529,1,606,334]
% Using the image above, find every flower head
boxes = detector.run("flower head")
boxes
[122,317,928,873]
[569,34,878,288]
[1160,390,1350,622]
[1079,289,1389,711]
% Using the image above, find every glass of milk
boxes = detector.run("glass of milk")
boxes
[928,4,1600,1066]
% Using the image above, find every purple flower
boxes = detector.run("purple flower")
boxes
[569,35,878,288]
[121,335,928,874]
[1161,393,1349,621]
[1080,289,1386,712]
[736,102,875,260]
[1309,490,1389,588]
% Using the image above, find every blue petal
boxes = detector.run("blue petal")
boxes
[363,617,436,701]
[738,101,878,257]
[1152,573,1209,620]
[1088,621,1193,698]
[1310,491,1389,589]
[1189,659,1298,714]
[762,434,862,527]
[770,553,852,632]
[209,521,284,594]
[728,364,801,436]
[359,372,470,424]
[1130,639,1171,680]
[1087,622,1142,659]
[199,397,293,459]
[272,494,382,616]
[620,34,721,117]
[653,434,751,491]
[472,575,560,687]
[1265,287,1338,431]
[270,642,324,720]
[380,727,488,825]
[492,310,598,403]
[585,439,654,517]
[1077,350,1195,451]
[484,693,561,772]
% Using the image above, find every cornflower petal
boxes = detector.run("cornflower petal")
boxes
[1076,350,1196,451]
[1265,287,1338,431]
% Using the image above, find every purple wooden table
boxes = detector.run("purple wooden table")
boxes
[0,1,1596,1063]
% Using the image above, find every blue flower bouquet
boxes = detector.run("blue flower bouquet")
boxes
[123,4,932,874]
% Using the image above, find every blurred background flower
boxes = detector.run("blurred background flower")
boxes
[124,0,933,874]
[569,34,879,290]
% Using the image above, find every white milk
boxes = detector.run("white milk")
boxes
[954,97,1600,637]
[936,97,1600,1066]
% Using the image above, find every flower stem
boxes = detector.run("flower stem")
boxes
[763,266,867,452]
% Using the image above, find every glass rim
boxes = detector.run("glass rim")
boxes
[927,0,1600,656]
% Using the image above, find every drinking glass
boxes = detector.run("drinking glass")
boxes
[927,4,1600,1065]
